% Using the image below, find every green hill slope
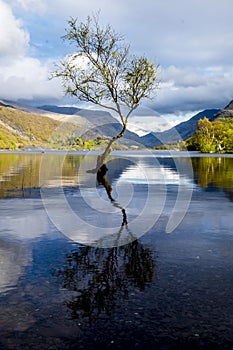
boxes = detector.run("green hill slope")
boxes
[0,103,125,150]
[0,105,82,149]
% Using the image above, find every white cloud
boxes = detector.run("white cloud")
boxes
[0,1,63,102]
[13,0,47,13]
[150,65,233,113]
[1,0,233,114]
[0,56,63,101]
[161,66,206,88]
[0,0,29,56]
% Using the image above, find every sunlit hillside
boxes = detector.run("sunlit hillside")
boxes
[0,104,108,150]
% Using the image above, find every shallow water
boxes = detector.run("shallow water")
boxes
[0,151,233,349]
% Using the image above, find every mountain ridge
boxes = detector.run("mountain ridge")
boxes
[37,104,143,146]
[0,99,233,149]
[141,109,220,147]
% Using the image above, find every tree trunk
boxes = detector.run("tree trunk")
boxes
[89,123,127,173]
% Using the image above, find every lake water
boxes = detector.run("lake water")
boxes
[0,150,233,349]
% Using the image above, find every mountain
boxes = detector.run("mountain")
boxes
[38,105,143,146]
[1,98,233,150]
[213,99,233,119]
[141,109,220,147]
[38,105,114,125]
[0,100,142,149]
[145,100,233,148]
[37,105,82,115]
[0,101,62,149]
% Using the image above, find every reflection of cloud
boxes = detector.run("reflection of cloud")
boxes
[41,179,166,247]
[41,159,191,246]
[0,239,35,330]
[119,160,192,186]
[40,153,194,245]
[0,198,50,240]
[0,240,31,293]
[0,197,63,294]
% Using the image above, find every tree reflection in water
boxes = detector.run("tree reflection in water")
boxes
[97,163,132,245]
[191,156,233,201]
[56,160,156,323]
[57,241,155,323]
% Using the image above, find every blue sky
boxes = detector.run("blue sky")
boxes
[1,0,233,128]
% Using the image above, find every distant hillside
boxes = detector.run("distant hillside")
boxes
[144,100,233,148]
[38,105,143,147]
[0,121,24,149]
[141,109,220,147]
[213,100,233,119]
[0,102,88,150]
[0,101,140,150]
[38,105,119,131]
[1,99,233,150]
[0,104,61,149]
[38,105,82,115]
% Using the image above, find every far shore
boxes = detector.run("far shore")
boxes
[0,149,233,158]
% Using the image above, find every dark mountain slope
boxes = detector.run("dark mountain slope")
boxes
[38,105,81,115]
[141,109,220,147]
[214,100,233,119]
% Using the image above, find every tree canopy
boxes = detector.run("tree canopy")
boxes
[53,14,159,142]
[187,117,233,153]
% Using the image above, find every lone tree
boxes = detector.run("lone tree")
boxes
[54,14,159,171]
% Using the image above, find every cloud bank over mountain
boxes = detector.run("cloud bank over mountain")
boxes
[1,0,233,121]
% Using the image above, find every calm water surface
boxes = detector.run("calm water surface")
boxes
[0,151,233,349]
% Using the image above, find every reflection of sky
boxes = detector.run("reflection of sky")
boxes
[0,241,30,294]
[0,198,61,294]
[0,154,233,294]
[0,200,69,300]
[118,161,192,186]
[0,199,50,241]
[0,153,194,249]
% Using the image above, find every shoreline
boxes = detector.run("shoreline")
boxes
[0,149,233,157]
